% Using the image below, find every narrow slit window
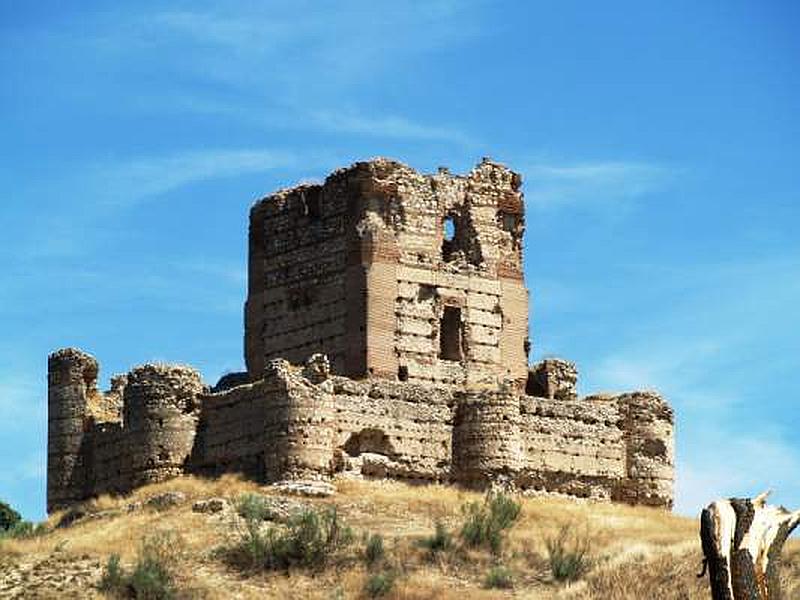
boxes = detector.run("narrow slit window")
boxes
[442,215,457,262]
[439,306,463,361]
[303,189,322,221]
[444,216,456,241]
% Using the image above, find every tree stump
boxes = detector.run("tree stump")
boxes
[699,491,800,599]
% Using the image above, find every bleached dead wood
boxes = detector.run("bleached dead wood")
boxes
[699,491,800,599]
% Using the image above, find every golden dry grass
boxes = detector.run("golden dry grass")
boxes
[2,475,798,599]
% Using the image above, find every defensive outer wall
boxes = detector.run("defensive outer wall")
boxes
[47,158,675,513]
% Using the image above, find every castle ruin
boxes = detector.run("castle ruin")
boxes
[47,158,675,513]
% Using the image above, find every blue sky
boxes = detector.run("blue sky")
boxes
[1,1,798,521]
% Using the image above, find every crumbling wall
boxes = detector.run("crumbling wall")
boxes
[190,380,273,480]
[517,395,626,499]
[262,357,336,481]
[86,422,129,497]
[330,377,454,481]
[526,359,578,400]
[613,392,674,508]
[245,158,529,388]
[123,364,203,488]
[47,348,674,511]
[47,348,97,512]
[245,181,354,378]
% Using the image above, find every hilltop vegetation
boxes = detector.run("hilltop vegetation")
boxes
[1,476,798,599]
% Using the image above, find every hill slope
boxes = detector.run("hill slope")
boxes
[1,476,798,599]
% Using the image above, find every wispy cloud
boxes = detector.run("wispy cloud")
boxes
[0,374,44,426]
[308,110,476,145]
[677,433,800,517]
[521,161,673,209]
[72,5,480,147]
[0,451,46,486]
[89,148,300,207]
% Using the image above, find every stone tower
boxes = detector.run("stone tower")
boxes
[245,158,529,388]
[47,348,97,512]
[46,157,675,513]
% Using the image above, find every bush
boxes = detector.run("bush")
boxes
[363,533,385,569]
[546,524,592,582]
[230,504,353,572]
[460,492,521,555]
[484,565,514,589]
[364,571,395,598]
[234,494,273,567]
[270,506,353,570]
[0,501,21,532]
[99,532,179,599]
[236,493,271,522]
[129,533,178,600]
[99,554,126,594]
[417,521,454,559]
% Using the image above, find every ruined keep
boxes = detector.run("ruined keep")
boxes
[47,158,675,513]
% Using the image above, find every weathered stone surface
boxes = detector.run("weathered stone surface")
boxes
[192,497,229,513]
[145,491,187,509]
[0,550,103,599]
[272,480,336,498]
[245,158,528,388]
[527,359,578,401]
[46,158,675,513]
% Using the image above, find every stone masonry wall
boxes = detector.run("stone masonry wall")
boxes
[48,349,674,512]
[245,182,353,378]
[46,158,673,513]
[245,159,529,388]
[330,377,455,482]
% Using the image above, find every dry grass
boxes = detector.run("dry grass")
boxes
[2,475,798,599]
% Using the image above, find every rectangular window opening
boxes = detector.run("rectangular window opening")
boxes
[439,306,463,361]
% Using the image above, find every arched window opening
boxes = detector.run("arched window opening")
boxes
[442,215,458,262]
[343,428,395,458]
[444,216,456,241]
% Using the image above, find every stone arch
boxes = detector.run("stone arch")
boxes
[342,428,396,458]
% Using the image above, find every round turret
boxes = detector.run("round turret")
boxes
[263,357,335,481]
[452,386,522,488]
[122,364,204,487]
[47,348,98,512]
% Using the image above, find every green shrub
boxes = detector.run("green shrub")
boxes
[230,505,353,572]
[129,533,177,600]
[363,533,385,569]
[0,501,21,532]
[99,554,126,594]
[99,533,178,599]
[460,492,521,555]
[546,524,592,582]
[484,564,514,589]
[234,494,272,567]
[363,571,395,598]
[236,493,271,522]
[417,521,454,559]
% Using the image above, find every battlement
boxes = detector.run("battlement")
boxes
[46,159,675,513]
[47,351,674,513]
